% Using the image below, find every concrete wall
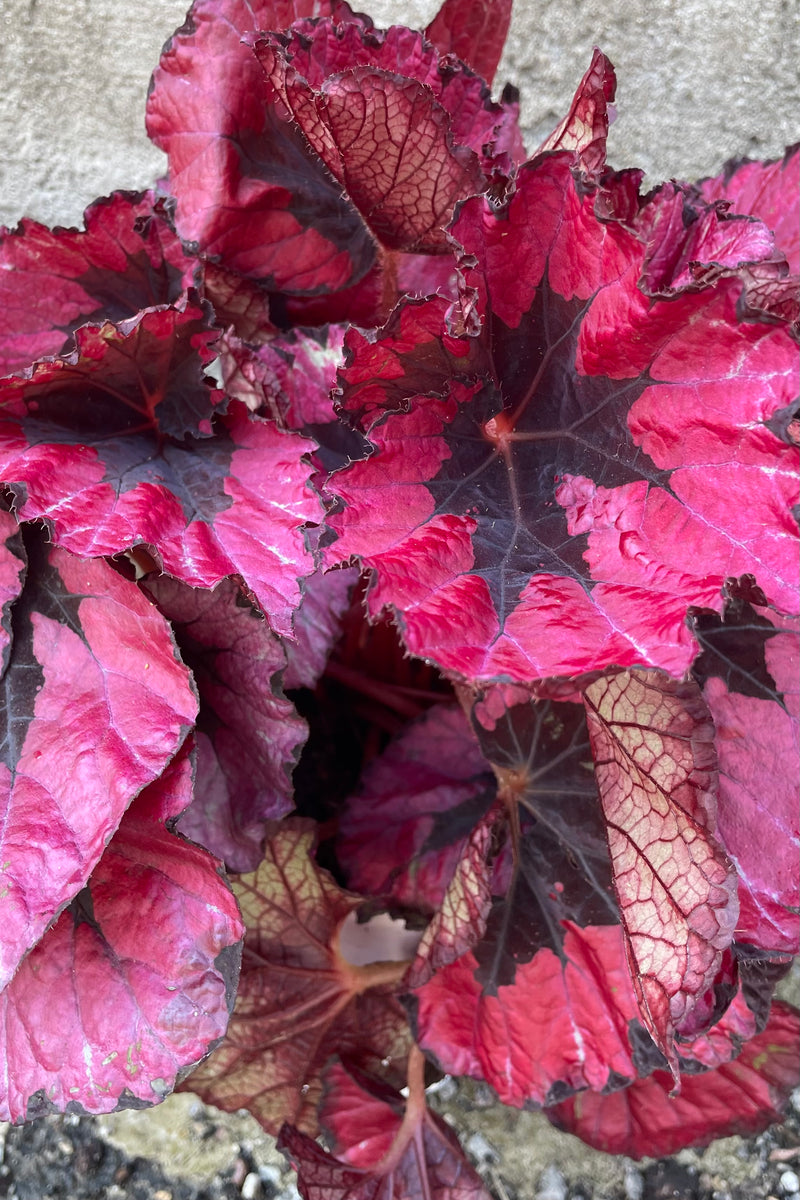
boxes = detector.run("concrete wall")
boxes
[0,0,797,229]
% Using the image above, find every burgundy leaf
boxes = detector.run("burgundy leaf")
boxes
[535,50,615,176]
[220,324,345,429]
[0,320,322,633]
[699,144,800,273]
[0,748,243,1122]
[146,0,376,291]
[409,923,640,1107]
[337,704,495,912]
[284,566,360,690]
[547,1001,800,1159]
[327,153,798,682]
[183,821,411,1136]
[144,576,308,871]
[281,1056,491,1200]
[689,585,799,954]
[583,670,738,1079]
[255,53,485,253]
[0,191,198,376]
[424,0,512,85]
[466,689,619,991]
[0,508,26,674]
[0,300,222,440]
[256,19,522,177]
[404,808,496,989]
[0,535,197,992]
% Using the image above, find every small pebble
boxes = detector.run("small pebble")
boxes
[259,1164,282,1187]
[781,1171,800,1194]
[242,1172,262,1200]
[465,1131,498,1164]
[536,1164,568,1200]
[623,1164,644,1200]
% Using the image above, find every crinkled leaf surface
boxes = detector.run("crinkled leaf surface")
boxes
[409,923,640,1107]
[0,535,197,992]
[337,704,495,911]
[281,1062,491,1199]
[146,0,376,291]
[254,22,499,253]
[535,50,614,175]
[0,310,321,634]
[699,144,800,273]
[0,191,198,376]
[424,0,512,86]
[583,670,738,1074]
[328,153,799,681]
[0,748,243,1122]
[144,576,307,871]
[689,582,799,953]
[466,690,620,983]
[183,821,410,1135]
[0,509,26,675]
[547,1001,800,1159]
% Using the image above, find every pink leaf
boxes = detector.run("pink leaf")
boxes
[688,582,800,953]
[144,576,308,871]
[337,704,495,912]
[146,0,376,291]
[410,925,640,1106]
[535,50,615,176]
[547,1001,800,1159]
[0,534,197,992]
[424,0,512,85]
[0,309,322,634]
[281,1058,492,1199]
[327,153,798,682]
[0,191,198,376]
[0,749,244,1122]
[583,670,739,1081]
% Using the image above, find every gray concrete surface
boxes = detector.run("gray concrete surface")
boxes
[1,0,798,230]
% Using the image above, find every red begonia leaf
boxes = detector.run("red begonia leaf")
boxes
[689,582,799,954]
[0,748,244,1122]
[535,50,615,176]
[143,576,307,871]
[698,144,800,273]
[281,1060,491,1200]
[327,153,798,682]
[547,1001,800,1159]
[220,324,344,429]
[583,670,738,1080]
[201,262,276,344]
[283,566,361,690]
[424,0,512,85]
[403,807,497,989]
[0,534,197,993]
[254,50,485,254]
[0,190,198,376]
[465,690,619,990]
[254,19,522,201]
[337,704,495,912]
[146,0,376,292]
[0,508,26,674]
[409,923,640,1106]
[183,821,411,1136]
[0,309,321,633]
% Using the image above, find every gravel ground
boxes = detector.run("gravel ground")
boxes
[1,1082,800,1200]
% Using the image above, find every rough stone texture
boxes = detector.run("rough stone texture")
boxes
[0,0,798,229]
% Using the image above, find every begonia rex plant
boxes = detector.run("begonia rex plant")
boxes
[0,0,797,1195]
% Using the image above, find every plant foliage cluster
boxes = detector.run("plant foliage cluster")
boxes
[0,0,798,1194]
